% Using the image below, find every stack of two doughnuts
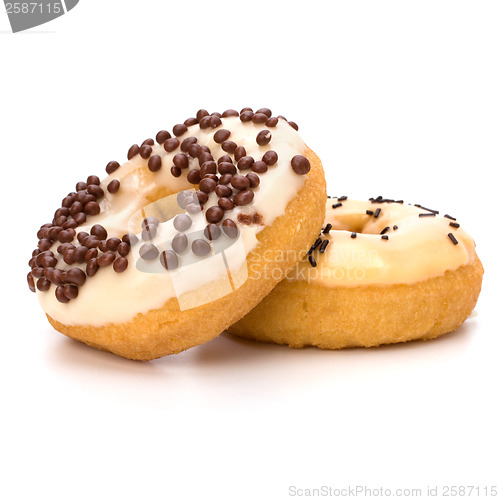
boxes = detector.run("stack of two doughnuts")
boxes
[28,108,483,359]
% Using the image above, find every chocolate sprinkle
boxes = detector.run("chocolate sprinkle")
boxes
[448,233,459,245]
[449,222,460,228]
[290,155,310,175]
[319,240,329,253]
[323,223,332,234]
[192,239,211,257]
[332,203,342,209]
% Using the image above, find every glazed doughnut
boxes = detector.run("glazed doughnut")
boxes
[28,108,326,360]
[229,197,483,349]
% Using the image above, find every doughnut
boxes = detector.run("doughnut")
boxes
[229,197,483,349]
[27,108,326,360]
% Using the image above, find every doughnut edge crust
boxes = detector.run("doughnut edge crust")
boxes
[46,146,326,360]
[228,256,483,349]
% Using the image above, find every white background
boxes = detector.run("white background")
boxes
[1,1,498,499]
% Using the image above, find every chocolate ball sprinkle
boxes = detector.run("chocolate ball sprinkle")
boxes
[222,109,239,117]
[240,111,254,122]
[142,216,159,229]
[199,178,217,193]
[122,233,139,246]
[139,144,153,159]
[181,136,197,152]
[291,155,311,175]
[65,268,86,286]
[106,237,121,251]
[217,155,233,165]
[36,278,51,292]
[252,113,268,124]
[63,285,78,300]
[206,206,224,224]
[218,162,237,175]
[200,160,217,178]
[159,250,178,271]
[156,130,171,144]
[97,252,116,267]
[184,117,198,127]
[113,257,128,273]
[87,175,100,186]
[187,169,202,185]
[215,184,232,198]
[173,153,189,169]
[106,161,120,174]
[177,191,193,209]
[199,116,211,129]
[231,174,251,190]
[252,160,268,174]
[164,138,180,152]
[288,121,299,131]
[195,191,209,205]
[117,242,130,256]
[91,224,107,240]
[234,146,247,162]
[214,129,231,144]
[55,286,70,303]
[172,232,188,253]
[265,117,279,127]
[219,173,233,185]
[58,230,74,244]
[188,143,201,158]
[74,246,88,263]
[256,130,272,146]
[221,140,237,154]
[192,239,211,257]
[204,224,221,241]
[171,166,182,177]
[218,197,235,211]
[139,243,159,261]
[222,219,239,238]
[234,189,254,206]
[256,108,272,118]
[128,144,140,160]
[173,123,188,137]
[107,179,120,194]
[262,150,278,166]
[87,185,104,199]
[86,258,99,277]
[196,109,210,121]
[246,173,260,188]
[27,273,35,292]
[210,115,222,128]
[84,201,100,216]
[148,155,162,172]
[237,156,254,170]
[173,214,192,232]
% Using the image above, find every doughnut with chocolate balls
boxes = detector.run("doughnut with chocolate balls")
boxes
[229,197,483,349]
[28,108,326,360]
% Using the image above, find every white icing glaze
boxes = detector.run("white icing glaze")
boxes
[288,198,477,287]
[36,116,307,326]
